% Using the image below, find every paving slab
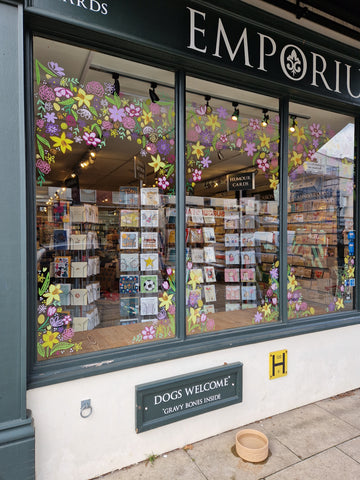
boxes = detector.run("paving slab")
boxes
[186,425,299,480]
[337,436,360,463]
[265,447,360,480]
[316,389,360,429]
[96,449,206,480]
[260,403,359,459]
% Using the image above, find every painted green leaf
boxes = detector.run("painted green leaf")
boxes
[37,343,45,357]
[35,60,57,83]
[105,95,116,105]
[166,164,175,178]
[91,124,102,137]
[58,98,75,106]
[36,134,51,148]
[50,342,74,356]
[37,142,45,160]
[89,106,98,117]
[38,271,50,297]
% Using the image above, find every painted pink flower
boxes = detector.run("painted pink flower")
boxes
[86,81,104,97]
[162,281,170,290]
[62,328,74,340]
[192,169,202,181]
[194,124,202,134]
[150,102,161,115]
[200,313,207,323]
[142,325,156,340]
[47,306,57,317]
[187,129,199,142]
[158,176,169,190]
[82,131,101,147]
[122,116,136,130]
[309,123,323,138]
[220,134,228,143]
[63,315,72,325]
[102,120,113,130]
[66,115,76,127]
[108,105,125,122]
[206,318,215,330]
[54,86,73,99]
[187,261,193,270]
[39,85,56,102]
[244,142,256,156]
[145,143,157,155]
[36,159,51,174]
[36,119,45,129]
[257,157,269,172]
[236,138,242,148]
[249,118,260,130]
[166,267,173,276]
[307,148,316,161]
[168,304,176,315]
[125,103,141,117]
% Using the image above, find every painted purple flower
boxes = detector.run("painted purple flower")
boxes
[244,130,256,142]
[270,268,278,279]
[244,142,257,156]
[125,103,141,117]
[36,159,51,174]
[312,138,319,148]
[157,308,167,321]
[47,61,65,77]
[254,311,263,323]
[45,124,60,135]
[104,82,114,94]
[122,116,136,130]
[216,105,228,119]
[108,105,125,122]
[193,169,202,181]
[44,112,57,123]
[54,86,73,99]
[142,325,156,340]
[158,176,169,190]
[271,283,278,291]
[267,289,273,298]
[157,139,171,155]
[200,128,214,146]
[201,156,211,168]
[82,131,101,147]
[309,123,323,138]
[272,297,278,306]
[249,118,260,130]
[38,304,47,314]
[328,302,335,312]
[50,314,63,327]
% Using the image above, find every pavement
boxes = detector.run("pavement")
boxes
[95,388,360,480]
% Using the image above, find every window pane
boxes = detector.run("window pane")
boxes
[34,38,176,360]
[288,104,355,318]
[185,77,280,335]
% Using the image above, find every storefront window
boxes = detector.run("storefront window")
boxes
[185,78,280,334]
[34,38,176,360]
[287,104,355,318]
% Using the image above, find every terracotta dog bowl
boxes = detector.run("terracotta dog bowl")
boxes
[235,429,269,462]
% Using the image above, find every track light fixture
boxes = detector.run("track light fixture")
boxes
[112,73,120,96]
[217,151,224,161]
[261,109,269,127]
[205,95,212,115]
[231,102,240,121]
[149,82,160,103]
[289,115,297,133]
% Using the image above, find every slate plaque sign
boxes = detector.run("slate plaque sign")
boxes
[135,362,242,432]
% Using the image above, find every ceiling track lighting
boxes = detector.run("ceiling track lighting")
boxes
[205,95,212,115]
[261,109,269,127]
[112,73,120,96]
[217,151,225,161]
[149,82,160,103]
[231,101,240,121]
[289,115,297,133]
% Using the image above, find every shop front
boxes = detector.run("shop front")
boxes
[1,1,360,479]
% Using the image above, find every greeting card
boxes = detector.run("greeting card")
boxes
[189,228,203,244]
[225,234,239,247]
[242,285,256,301]
[120,209,139,228]
[70,288,88,306]
[224,218,239,229]
[120,231,138,250]
[142,232,158,250]
[140,253,158,271]
[202,208,215,224]
[241,251,256,265]
[119,186,139,206]
[119,275,139,294]
[241,233,255,247]
[141,209,159,228]
[140,275,158,293]
[225,250,240,265]
[225,285,240,300]
[191,248,204,264]
[71,262,88,278]
[54,229,68,251]
[224,268,240,282]
[241,215,255,229]
[140,296,159,316]
[54,256,71,278]
[204,266,216,283]
[191,208,204,224]
[53,201,69,223]
[203,227,216,243]
[203,304,215,314]
[120,297,139,318]
[141,187,159,206]
[167,229,176,244]
[242,303,257,309]
[204,246,216,263]
[240,268,255,282]
[225,303,241,311]
[204,284,216,303]
[120,253,139,271]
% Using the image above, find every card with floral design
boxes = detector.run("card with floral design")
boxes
[141,209,159,228]
[120,253,139,271]
[120,209,139,228]
[120,231,138,250]
[204,266,216,283]
[141,187,159,206]
[240,268,255,281]
[120,297,139,318]
[241,250,256,265]
[225,285,240,300]
[224,268,240,282]
[204,284,216,303]
[225,303,241,311]
[242,285,256,301]
[140,296,159,316]
[140,253,158,271]
[54,256,71,278]
[225,234,239,247]
[119,275,139,294]
[241,233,255,247]
[203,304,215,314]
[204,246,216,263]
[140,275,158,293]
[141,232,158,250]
[203,227,216,243]
[191,248,204,263]
[225,250,240,265]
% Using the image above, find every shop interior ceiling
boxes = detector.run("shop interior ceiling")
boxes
[34,38,351,202]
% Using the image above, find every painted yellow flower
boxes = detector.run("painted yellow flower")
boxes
[149,154,166,173]
[293,125,307,143]
[159,292,174,310]
[191,141,205,159]
[188,307,200,325]
[37,272,45,282]
[259,133,270,149]
[50,132,73,154]
[344,256,349,264]
[188,270,203,290]
[336,297,344,310]
[205,114,220,131]
[269,175,279,190]
[262,303,272,317]
[291,151,303,166]
[141,110,153,125]
[43,284,62,305]
[74,342,83,352]
[288,275,298,292]
[74,88,94,108]
[42,331,59,350]
[348,266,355,278]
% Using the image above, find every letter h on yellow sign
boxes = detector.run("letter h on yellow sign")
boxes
[269,349,287,379]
